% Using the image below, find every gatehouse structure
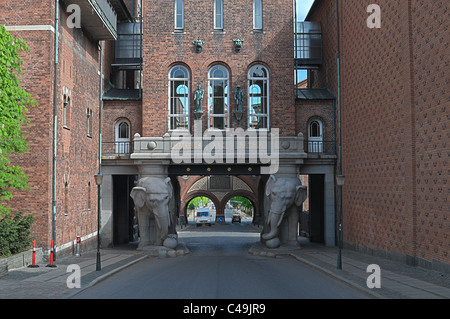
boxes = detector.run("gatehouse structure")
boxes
[2,0,448,271]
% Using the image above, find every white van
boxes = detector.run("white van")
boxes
[195,208,211,227]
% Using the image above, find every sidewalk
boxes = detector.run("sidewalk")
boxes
[0,246,148,299]
[1,239,449,299]
[250,240,450,299]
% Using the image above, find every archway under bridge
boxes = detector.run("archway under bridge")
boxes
[179,175,259,225]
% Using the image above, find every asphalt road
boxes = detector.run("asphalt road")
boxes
[73,222,368,299]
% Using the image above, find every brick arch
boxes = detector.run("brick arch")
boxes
[181,191,221,218]
[219,190,258,221]
[179,175,259,221]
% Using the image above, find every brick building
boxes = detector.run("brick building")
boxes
[1,0,134,253]
[100,0,336,247]
[2,0,447,273]
[306,0,449,272]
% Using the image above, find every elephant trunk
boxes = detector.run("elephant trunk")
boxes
[262,210,285,240]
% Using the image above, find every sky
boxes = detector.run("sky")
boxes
[296,0,315,21]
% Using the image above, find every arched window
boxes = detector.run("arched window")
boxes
[308,119,323,152]
[208,65,229,130]
[115,119,131,154]
[248,65,269,129]
[174,0,184,30]
[169,66,190,130]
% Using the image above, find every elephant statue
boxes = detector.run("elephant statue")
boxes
[130,177,179,249]
[261,175,307,248]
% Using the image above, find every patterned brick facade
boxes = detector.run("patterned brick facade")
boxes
[308,0,449,270]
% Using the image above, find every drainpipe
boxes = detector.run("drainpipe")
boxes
[51,0,60,260]
[335,0,343,270]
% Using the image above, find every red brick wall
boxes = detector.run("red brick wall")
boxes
[3,1,102,251]
[309,0,449,267]
[142,0,295,137]
[102,100,142,143]
[409,0,449,266]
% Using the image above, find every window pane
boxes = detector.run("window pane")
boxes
[215,0,223,29]
[175,0,184,29]
[254,0,262,29]
[208,65,229,130]
[249,115,267,129]
[119,122,129,139]
[169,66,189,130]
[248,65,269,129]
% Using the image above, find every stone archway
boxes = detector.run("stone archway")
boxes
[179,175,259,222]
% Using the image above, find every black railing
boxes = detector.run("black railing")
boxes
[102,141,133,155]
[304,140,336,155]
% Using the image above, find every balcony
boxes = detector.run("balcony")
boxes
[295,21,322,67]
[63,0,118,40]
[304,140,336,156]
[102,141,133,159]
[112,23,142,67]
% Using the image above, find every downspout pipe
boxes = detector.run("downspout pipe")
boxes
[51,0,60,260]
[335,0,343,269]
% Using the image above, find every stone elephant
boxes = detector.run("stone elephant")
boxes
[130,177,178,249]
[261,175,307,248]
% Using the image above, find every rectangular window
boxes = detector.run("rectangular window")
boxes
[253,0,263,30]
[175,0,184,30]
[214,0,223,30]
[63,96,70,128]
[86,108,93,137]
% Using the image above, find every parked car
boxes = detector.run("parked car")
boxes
[231,213,241,223]
[195,208,212,226]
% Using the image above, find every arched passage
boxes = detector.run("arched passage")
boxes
[179,175,259,224]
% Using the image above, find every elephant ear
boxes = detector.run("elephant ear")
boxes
[164,177,173,199]
[265,175,277,197]
[130,187,147,208]
[165,178,176,226]
[295,185,308,207]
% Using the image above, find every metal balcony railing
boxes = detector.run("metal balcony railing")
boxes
[102,141,133,156]
[295,21,322,66]
[304,140,336,155]
[64,0,118,40]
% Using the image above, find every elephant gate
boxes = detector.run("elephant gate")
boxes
[102,132,336,251]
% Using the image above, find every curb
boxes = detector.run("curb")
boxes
[289,253,386,299]
[65,255,148,299]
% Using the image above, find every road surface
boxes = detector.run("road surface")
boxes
[73,223,368,299]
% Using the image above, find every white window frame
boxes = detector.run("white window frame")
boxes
[175,0,184,30]
[248,65,269,130]
[115,119,131,154]
[168,66,190,131]
[214,0,223,30]
[253,0,263,30]
[208,65,230,131]
[308,119,323,153]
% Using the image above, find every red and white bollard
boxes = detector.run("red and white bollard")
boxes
[28,240,39,268]
[46,240,56,268]
[75,236,81,256]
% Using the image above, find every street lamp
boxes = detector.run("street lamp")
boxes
[94,173,103,271]
[336,174,345,270]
